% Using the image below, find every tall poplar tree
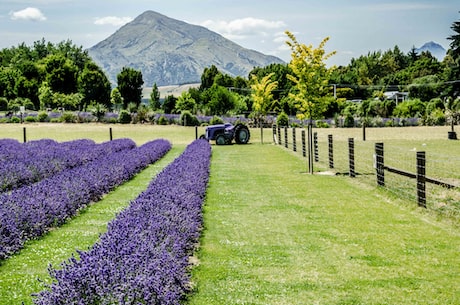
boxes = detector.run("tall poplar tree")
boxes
[285,31,336,121]
[250,72,278,127]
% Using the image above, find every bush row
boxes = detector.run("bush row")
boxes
[33,139,211,305]
[0,138,136,192]
[0,139,172,261]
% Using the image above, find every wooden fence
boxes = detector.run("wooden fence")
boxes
[272,125,459,208]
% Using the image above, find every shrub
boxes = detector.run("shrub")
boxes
[24,116,36,123]
[315,121,330,128]
[157,115,168,125]
[0,98,8,111]
[37,111,49,122]
[276,112,289,127]
[210,115,224,125]
[118,110,131,124]
[60,112,77,123]
[343,113,355,127]
[9,116,21,123]
[180,111,200,126]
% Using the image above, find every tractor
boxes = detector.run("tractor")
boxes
[200,123,250,145]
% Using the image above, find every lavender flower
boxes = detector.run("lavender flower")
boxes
[33,139,211,305]
[0,139,171,260]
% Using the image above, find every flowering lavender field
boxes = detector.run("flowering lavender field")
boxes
[0,139,171,261]
[0,138,136,192]
[33,139,211,305]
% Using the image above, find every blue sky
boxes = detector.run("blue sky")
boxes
[1,0,458,66]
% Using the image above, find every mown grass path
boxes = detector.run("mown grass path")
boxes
[189,143,459,305]
[0,145,184,305]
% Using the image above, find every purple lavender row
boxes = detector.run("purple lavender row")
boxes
[0,139,172,261]
[34,139,211,305]
[0,138,137,193]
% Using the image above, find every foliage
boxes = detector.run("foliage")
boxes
[88,102,107,122]
[285,31,336,120]
[149,82,161,110]
[162,94,177,113]
[176,91,197,113]
[276,111,289,126]
[116,67,144,109]
[392,99,426,118]
[209,115,224,125]
[37,111,49,122]
[59,112,77,123]
[250,72,278,127]
[179,110,200,126]
[110,88,123,111]
[117,110,131,124]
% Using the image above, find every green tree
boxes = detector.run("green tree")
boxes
[149,83,161,110]
[199,65,220,91]
[43,53,78,94]
[38,82,53,109]
[78,62,111,110]
[445,15,460,99]
[162,95,177,114]
[116,67,144,109]
[175,91,197,113]
[110,88,123,111]
[285,31,336,121]
[250,72,278,127]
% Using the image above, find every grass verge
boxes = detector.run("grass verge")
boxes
[0,145,184,305]
[189,143,460,305]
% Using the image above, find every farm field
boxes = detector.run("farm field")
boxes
[0,123,459,304]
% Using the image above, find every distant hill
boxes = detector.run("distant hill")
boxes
[87,10,284,87]
[415,41,446,61]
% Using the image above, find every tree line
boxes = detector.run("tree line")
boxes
[1,17,459,126]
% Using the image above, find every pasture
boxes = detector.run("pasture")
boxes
[0,123,459,304]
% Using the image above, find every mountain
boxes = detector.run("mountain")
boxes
[87,10,285,87]
[415,41,446,61]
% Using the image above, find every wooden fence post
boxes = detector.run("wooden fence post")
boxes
[272,124,277,144]
[375,142,385,186]
[416,151,427,208]
[362,122,366,141]
[277,125,281,145]
[308,124,314,174]
[314,132,318,162]
[23,127,27,143]
[328,134,334,169]
[292,127,297,152]
[195,126,198,140]
[349,138,355,177]
[109,127,113,141]
[284,126,288,148]
[301,130,306,158]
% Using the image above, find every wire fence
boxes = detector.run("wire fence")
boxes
[273,125,460,221]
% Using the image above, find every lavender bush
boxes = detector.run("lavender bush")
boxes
[0,139,171,260]
[0,138,137,192]
[33,139,211,305]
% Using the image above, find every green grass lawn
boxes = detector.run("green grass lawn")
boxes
[0,124,458,304]
[189,143,460,305]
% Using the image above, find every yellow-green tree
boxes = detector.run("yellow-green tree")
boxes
[250,72,278,127]
[285,31,336,121]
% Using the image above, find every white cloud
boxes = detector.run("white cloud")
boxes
[94,16,133,26]
[10,7,46,21]
[201,17,286,40]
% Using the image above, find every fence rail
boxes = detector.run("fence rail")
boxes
[272,125,460,213]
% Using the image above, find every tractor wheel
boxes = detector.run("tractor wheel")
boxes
[215,134,226,145]
[234,124,250,144]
